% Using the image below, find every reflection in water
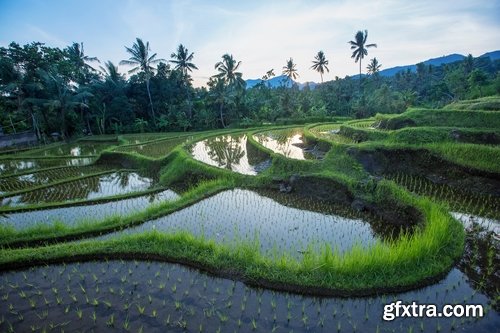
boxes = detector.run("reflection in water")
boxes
[190,135,270,175]
[452,212,500,235]
[254,128,326,160]
[70,147,81,156]
[0,189,179,230]
[38,143,111,157]
[0,171,156,207]
[99,189,377,258]
[0,158,95,176]
[0,255,497,333]
[0,166,108,195]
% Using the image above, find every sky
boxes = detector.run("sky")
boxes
[1,0,499,87]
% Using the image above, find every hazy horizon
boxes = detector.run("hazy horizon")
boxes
[1,0,499,87]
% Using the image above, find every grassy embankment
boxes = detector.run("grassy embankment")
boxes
[4,98,497,294]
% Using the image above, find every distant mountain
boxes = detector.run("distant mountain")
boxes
[378,53,466,77]
[480,50,500,61]
[246,75,293,89]
[245,50,500,88]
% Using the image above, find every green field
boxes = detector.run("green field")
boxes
[0,97,499,332]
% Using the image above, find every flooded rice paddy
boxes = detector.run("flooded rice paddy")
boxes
[189,135,271,175]
[99,189,379,258]
[29,143,114,157]
[253,128,327,160]
[0,158,96,177]
[114,137,189,158]
[0,189,179,230]
[0,171,158,207]
[0,166,109,195]
[0,246,497,333]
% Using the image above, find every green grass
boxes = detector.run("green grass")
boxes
[427,142,500,174]
[377,108,500,129]
[442,95,500,111]
[1,98,495,295]
[0,187,463,295]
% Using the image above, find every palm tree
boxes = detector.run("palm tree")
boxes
[310,51,329,83]
[282,58,299,86]
[65,42,99,83]
[214,54,245,90]
[170,44,198,119]
[349,30,377,81]
[366,58,381,76]
[170,44,198,81]
[120,38,164,125]
[99,61,122,84]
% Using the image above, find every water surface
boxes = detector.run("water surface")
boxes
[0,189,179,230]
[189,135,271,175]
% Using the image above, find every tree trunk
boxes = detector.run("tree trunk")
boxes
[219,102,225,128]
[146,78,156,126]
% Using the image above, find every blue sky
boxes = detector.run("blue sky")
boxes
[1,0,499,87]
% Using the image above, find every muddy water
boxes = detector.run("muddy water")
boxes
[189,135,271,175]
[98,189,378,258]
[254,128,326,160]
[0,189,179,230]
[0,248,497,333]
[0,171,158,207]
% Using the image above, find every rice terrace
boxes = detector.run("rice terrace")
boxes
[0,1,499,332]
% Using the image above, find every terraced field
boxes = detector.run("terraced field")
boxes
[0,97,498,332]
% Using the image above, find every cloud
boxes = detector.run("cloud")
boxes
[3,0,499,87]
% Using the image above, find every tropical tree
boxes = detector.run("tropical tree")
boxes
[214,54,245,90]
[170,44,198,119]
[208,77,231,128]
[170,44,198,81]
[311,51,329,83]
[282,58,299,85]
[99,60,122,84]
[120,38,164,125]
[366,58,381,76]
[349,30,377,81]
[37,68,92,138]
[65,42,99,84]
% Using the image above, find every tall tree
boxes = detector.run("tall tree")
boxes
[213,54,245,126]
[170,44,198,81]
[170,44,198,119]
[310,51,329,83]
[282,58,299,86]
[65,42,99,84]
[349,30,377,81]
[366,57,381,76]
[120,38,164,125]
[214,54,245,90]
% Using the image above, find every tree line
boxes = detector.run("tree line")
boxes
[0,31,498,139]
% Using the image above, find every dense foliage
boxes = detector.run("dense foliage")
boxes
[1,40,499,139]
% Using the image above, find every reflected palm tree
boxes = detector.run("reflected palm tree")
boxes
[204,135,245,170]
[117,171,131,189]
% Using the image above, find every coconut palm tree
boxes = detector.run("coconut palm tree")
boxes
[366,57,381,76]
[214,54,245,90]
[65,42,99,83]
[282,58,299,86]
[170,44,198,81]
[120,38,164,125]
[310,51,329,83]
[170,44,198,119]
[99,61,122,84]
[349,30,377,80]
